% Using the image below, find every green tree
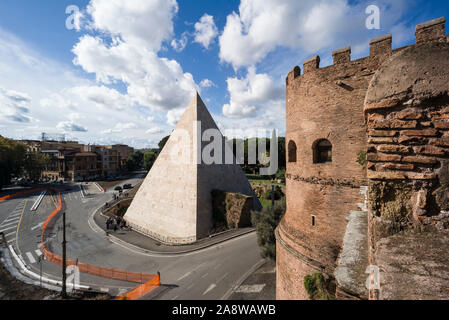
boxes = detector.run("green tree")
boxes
[125,151,144,172]
[144,151,157,171]
[0,137,26,190]
[251,197,286,260]
[158,136,170,151]
[23,152,50,182]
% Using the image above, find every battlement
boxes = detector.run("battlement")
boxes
[287,17,446,83]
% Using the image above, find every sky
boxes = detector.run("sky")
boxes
[0,0,448,149]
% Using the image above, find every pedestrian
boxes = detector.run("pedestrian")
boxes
[113,222,118,232]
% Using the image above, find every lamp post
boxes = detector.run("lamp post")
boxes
[61,210,67,298]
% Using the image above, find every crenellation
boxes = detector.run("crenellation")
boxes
[303,55,320,73]
[369,34,392,58]
[416,17,446,43]
[332,46,351,64]
[286,66,301,85]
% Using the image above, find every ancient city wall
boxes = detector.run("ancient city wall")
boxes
[277,17,448,300]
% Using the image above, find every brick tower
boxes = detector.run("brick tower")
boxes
[276,17,447,299]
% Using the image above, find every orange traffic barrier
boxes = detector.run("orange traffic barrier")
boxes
[39,190,160,298]
[114,275,161,300]
[0,187,48,203]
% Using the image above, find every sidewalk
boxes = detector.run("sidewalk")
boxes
[93,209,255,255]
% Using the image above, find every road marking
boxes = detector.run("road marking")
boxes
[0,226,15,233]
[187,283,194,290]
[35,249,43,257]
[4,231,16,237]
[16,200,28,234]
[201,273,209,279]
[31,222,44,231]
[0,221,18,229]
[171,295,179,300]
[177,263,206,281]
[235,284,266,294]
[4,216,20,223]
[26,252,36,264]
[9,212,23,218]
[217,273,228,284]
[203,284,216,296]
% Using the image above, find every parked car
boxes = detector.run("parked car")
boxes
[114,186,123,192]
[123,184,133,190]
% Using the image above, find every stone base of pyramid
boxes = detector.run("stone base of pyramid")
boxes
[125,219,198,245]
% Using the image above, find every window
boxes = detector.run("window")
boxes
[313,139,332,163]
[288,140,297,163]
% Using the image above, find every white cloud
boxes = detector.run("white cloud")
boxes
[219,0,410,70]
[72,0,198,112]
[223,67,283,119]
[102,122,137,134]
[0,87,32,123]
[167,108,185,126]
[199,79,216,88]
[56,121,88,132]
[171,32,189,52]
[146,127,163,135]
[86,0,178,52]
[40,92,78,110]
[72,85,135,110]
[194,14,218,49]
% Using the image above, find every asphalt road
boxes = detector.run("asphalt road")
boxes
[0,176,263,299]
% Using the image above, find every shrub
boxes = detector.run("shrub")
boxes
[304,273,335,300]
[251,197,286,260]
[357,151,367,168]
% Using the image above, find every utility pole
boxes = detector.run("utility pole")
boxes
[61,210,67,298]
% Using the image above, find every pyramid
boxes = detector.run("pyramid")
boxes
[124,93,262,244]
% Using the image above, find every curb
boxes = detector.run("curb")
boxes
[221,259,267,300]
[90,206,256,256]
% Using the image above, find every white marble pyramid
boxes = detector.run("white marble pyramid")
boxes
[124,93,262,244]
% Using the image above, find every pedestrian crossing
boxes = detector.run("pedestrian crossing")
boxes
[0,200,26,244]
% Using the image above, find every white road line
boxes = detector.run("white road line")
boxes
[35,249,43,257]
[171,295,179,300]
[26,252,36,264]
[31,222,44,231]
[0,226,15,233]
[201,273,209,279]
[177,263,207,281]
[9,212,23,218]
[4,216,20,223]
[217,273,228,284]
[235,284,266,294]
[0,221,18,229]
[5,231,16,238]
[187,283,194,290]
[203,284,217,296]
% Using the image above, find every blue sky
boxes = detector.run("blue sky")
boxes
[0,0,448,148]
